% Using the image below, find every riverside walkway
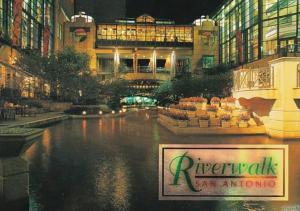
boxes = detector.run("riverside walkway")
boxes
[0,112,68,128]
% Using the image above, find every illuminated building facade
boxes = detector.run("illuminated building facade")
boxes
[64,13,219,82]
[0,0,74,97]
[214,0,300,67]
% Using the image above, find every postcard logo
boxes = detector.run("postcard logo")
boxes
[159,145,288,201]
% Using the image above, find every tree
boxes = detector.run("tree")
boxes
[17,47,94,102]
[78,74,101,105]
[153,80,175,106]
[101,80,132,110]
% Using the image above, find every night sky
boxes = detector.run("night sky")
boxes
[126,0,224,24]
[75,0,224,24]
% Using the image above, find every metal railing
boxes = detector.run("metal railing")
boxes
[96,40,193,48]
[234,67,274,91]
[297,64,300,88]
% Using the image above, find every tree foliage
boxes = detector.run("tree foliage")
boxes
[153,72,233,106]
[17,47,100,103]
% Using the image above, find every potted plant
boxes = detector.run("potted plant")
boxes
[185,105,197,118]
[206,105,218,118]
[199,114,210,128]
[226,97,236,108]
[188,116,199,127]
[239,113,250,128]
[220,98,227,108]
[210,97,221,107]
[176,113,189,128]
[194,97,208,110]
[221,114,231,128]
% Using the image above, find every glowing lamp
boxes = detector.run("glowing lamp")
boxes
[82,111,87,115]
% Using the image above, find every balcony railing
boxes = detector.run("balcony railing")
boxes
[234,67,274,91]
[96,40,193,48]
[297,64,300,88]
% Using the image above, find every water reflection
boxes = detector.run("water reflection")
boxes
[24,111,300,211]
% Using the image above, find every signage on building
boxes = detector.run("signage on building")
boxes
[200,31,217,51]
[72,28,89,42]
[159,145,288,201]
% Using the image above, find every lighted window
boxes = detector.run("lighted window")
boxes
[202,56,215,69]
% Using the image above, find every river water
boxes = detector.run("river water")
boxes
[24,111,300,211]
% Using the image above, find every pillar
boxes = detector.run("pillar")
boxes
[171,51,176,78]
[152,50,157,79]
[133,50,138,74]
[114,48,120,77]
[259,58,300,139]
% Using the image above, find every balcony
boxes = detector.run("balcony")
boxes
[96,40,193,48]
[120,72,171,81]
[233,67,274,91]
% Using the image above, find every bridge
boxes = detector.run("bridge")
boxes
[233,57,300,139]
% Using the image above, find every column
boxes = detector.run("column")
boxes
[171,50,176,78]
[152,50,157,79]
[133,50,138,74]
[114,48,120,77]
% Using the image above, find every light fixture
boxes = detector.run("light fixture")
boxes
[112,110,115,114]
[99,111,103,115]
[82,111,87,115]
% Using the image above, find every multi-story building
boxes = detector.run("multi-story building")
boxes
[64,13,219,83]
[213,0,300,68]
[0,0,74,98]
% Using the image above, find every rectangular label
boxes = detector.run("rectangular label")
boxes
[159,144,288,201]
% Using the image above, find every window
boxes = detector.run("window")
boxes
[262,19,278,56]
[202,56,215,69]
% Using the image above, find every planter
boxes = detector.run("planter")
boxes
[196,102,207,110]
[249,118,257,127]
[169,118,178,126]
[230,117,239,127]
[232,110,240,117]
[189,117,199,127]
[178,120,188,128]
[187,111,196,118]
[207,111,216,118]
[217,109,225,117]
[211,102,220,108]
[221,121,231,128]
[239,121,249,128]
[210,117,221,127]
[199,120,209,128]
[220,102,226,108]
[196,110,207,117]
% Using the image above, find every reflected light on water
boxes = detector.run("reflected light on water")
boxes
[82,119,87,140]
[95,158,131,210]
